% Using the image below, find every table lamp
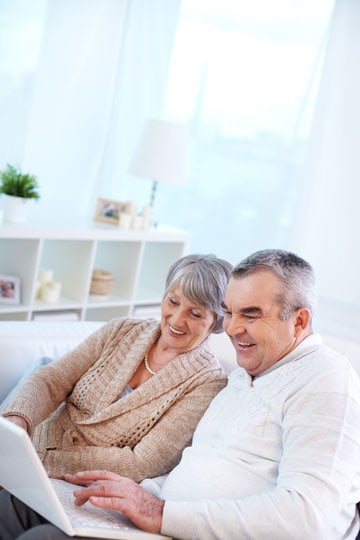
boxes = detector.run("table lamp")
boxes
[129,118,188,221]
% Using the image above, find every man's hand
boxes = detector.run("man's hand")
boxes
[64,470,164,534]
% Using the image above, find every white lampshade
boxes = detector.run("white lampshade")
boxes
[129,119,188,185]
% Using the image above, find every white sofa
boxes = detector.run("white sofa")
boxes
[0,320,359,405]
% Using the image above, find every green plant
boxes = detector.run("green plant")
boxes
[0,164,40,200]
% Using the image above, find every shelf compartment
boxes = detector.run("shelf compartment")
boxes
[31,297,83,311]
[0,311,28,321]
[38,239,95,303]
[87,293,131,306]
[91,241,141,303]
[132,303,161,320]
[0,238,40,305]
[31,309,82,321]
[85,305,130,322]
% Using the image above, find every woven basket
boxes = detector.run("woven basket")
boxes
[90,269,114,295]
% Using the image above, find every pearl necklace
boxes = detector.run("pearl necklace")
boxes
[144,352,157,376]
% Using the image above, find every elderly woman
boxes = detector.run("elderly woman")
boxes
[1,253,232,483]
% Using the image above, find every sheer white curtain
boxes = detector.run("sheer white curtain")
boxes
[0,0,181,221]
[158,1,334,264]
[292,0,360,341]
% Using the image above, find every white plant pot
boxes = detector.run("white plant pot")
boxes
[3,194,29,223]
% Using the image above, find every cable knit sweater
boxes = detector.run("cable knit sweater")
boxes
[1,318,227,482]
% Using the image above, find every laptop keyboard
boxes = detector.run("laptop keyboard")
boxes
[53,479,134,530]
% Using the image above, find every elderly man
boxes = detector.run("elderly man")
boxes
[2,249,360,540]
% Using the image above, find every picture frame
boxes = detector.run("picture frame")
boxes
[0,274,21,304]
[94,197,128,225]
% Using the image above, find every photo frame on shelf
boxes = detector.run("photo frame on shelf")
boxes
[94,197,128,225]
[0,274,21,305]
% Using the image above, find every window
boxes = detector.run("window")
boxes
[159,0,334,263]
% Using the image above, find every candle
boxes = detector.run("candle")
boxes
[141,205,152,229]
[131,215,142,230]
[39,268,53,286]
[118,213,132,229]
[41,281,61,304]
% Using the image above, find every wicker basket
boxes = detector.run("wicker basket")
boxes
[90,269,114,295]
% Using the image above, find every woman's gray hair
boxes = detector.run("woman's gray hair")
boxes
[232,249,317,320]
[164,254,233,334]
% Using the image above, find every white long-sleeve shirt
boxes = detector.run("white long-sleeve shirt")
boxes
[155,334,360,539]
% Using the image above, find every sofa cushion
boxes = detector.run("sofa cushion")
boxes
[0,356,53,409]
[0,321,103,403]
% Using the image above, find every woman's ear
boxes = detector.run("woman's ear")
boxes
[294,307,312,336]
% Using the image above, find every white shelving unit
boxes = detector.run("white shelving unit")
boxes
[0,220,190,322]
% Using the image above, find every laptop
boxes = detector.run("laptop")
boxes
[0,416,171,539]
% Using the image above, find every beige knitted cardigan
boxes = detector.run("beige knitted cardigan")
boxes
[2,318,227,482]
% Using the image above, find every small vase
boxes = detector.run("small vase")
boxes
[3,194,29,223]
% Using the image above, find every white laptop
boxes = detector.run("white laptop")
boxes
[0,416,171,539]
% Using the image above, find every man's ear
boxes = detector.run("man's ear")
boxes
[294,307,311,336]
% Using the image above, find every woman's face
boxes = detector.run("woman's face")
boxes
[160,287,216,354]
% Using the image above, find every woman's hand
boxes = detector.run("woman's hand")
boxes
[5,415,28,431]
[63,470,164,534]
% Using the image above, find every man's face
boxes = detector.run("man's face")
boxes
[223,271,299,376]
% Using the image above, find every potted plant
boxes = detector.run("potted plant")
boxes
[0,164,40,223]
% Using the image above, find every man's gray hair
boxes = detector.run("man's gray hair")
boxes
[164,253,233,333]
[232,249,317,320]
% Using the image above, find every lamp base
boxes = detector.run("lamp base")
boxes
[149,179,158,207]
[148,180,159,228]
